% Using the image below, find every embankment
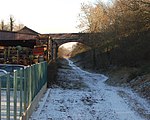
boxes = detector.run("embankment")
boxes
[71,30,150,101]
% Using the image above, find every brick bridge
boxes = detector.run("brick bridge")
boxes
[47,33,92,61]
[49,33,90,46]
[47,32,112,61]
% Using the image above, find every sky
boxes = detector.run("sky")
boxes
[0,0,110,34]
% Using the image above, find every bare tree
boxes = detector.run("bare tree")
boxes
[10,15,15,31]
[0,16,24,31]
[78,0,149,35]
[14,23,24,31]
[0,20,9,31]
[77,0,150,68]
[0,20,5,30]
[78,2,109,33]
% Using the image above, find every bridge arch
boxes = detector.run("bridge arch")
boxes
[50,33,92,45]
[39,33,93,61]
[58,42,91,58]
[49,33,92,61]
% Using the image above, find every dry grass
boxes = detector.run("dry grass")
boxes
[105,67,150,101]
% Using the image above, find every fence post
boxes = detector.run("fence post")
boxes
[31,65,35,100]
[45,62,48,84]
[36,64,40,92]
[32,65,36,99]
[0,78,1,120]
[26,67,30,119]
[6,73,10,120]
[19,69,23,117]
[42,62,45,85]
[28,66,32,105]
[13,70,18,120]
[23,68,27,112]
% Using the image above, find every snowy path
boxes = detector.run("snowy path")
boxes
[30,59,150,120]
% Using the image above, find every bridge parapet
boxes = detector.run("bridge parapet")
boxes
[50,33,91,47]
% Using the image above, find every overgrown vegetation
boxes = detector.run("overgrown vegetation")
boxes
[70,43,91,57]
[76,0,150,99]
[78,0,150,69]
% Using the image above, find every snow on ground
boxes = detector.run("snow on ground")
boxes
[30,59,150,120]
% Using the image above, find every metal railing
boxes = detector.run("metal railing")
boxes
[0,61,47,120]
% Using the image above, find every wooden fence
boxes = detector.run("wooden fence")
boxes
[0,61,47,120]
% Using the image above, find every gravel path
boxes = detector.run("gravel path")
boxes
[30,59,150,120]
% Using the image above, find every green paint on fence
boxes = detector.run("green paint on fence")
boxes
[6,73,10,120]
[0,61,47,120]
[13,70,18,120]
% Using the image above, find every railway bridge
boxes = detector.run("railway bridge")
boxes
[46,33,91,61]
[0,27,108,62]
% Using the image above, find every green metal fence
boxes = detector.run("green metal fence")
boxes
[0,61,47,120]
